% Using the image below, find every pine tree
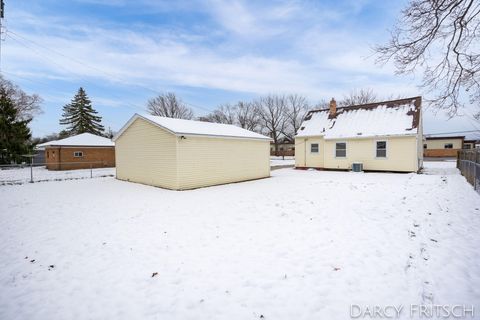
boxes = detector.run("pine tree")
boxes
[59,87,104,136]
[0,88,32,164]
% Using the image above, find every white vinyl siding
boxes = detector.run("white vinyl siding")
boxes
[115,118,178,189]
[177,136,270,190]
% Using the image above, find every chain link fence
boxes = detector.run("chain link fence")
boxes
[457,150,480,193]
[0,161,115,185]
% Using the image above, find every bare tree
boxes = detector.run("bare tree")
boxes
[340,88,378,107]
[200,101,261,132]
[200,103,236,124]
[283,94,310,140]
[236,101,260,132]
[256,95,287,156]
[375,0,480,114]
[314,99,330,109]
[147,92,194,119]
[0,75,42,120]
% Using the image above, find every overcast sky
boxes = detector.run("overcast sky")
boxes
[4,0,480,139]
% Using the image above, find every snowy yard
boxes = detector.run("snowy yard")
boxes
[1,161,479,319]
[270,156,295,168]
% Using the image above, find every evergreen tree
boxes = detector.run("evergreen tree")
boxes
[59,87,104,136]
[0,88,32,164]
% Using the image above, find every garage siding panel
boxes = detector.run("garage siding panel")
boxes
[177,137,270,190]
[115,118,178,189]
[294,138,306,167]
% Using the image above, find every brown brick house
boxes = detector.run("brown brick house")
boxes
[37,133,115,170]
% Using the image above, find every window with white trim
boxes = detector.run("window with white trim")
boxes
[444,143,453,149]
[376,141,387,158]
[310,143,319,153]
[335,142,346,157]
[73,151,84,157]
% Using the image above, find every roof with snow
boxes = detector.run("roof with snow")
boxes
[296,97,421,140]
[114,114,271,141]
[37,133,115,148]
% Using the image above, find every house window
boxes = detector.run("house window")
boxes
[310,143,319,153]
[376,141,387,158]
[74,151,84,157]
[465,144,471,149]
[444,143,453,149]
[335,142,346,157]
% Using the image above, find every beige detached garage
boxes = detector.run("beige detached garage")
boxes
[113,114,271,190]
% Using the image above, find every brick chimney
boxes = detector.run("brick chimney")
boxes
[329,98,337,116]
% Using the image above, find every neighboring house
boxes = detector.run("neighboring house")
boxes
[463,139,478,150]
[37,133,115,170]
[113,114,271,190]
[423,136,464,157]
[295,97,423,172]
[270,137,295,156]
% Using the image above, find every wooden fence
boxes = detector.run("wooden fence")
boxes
[457,150,480,192]
[270,150,295,157]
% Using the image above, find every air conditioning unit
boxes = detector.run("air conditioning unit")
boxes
[352,162,363,172]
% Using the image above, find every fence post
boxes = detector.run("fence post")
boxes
[90,163,93,178]
[476,150,479,191]
[30,157,33,183]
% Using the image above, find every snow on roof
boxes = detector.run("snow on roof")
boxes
[114,114,271,141]
[37,133,114,148]
[296,97,421,140]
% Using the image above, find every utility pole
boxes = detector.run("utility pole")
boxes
[0,0,5,73]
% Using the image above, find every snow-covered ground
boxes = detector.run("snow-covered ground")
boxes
[0,166,115,185]
[270,156,295,167]
[422,160,458,175]
[1,161,479,320]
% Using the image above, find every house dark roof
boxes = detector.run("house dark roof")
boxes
[297,97,421,139]
[425,136,465,141]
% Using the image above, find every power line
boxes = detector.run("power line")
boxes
[5,33,146,112]
[6,28,212,113]
[425,130,480,136]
